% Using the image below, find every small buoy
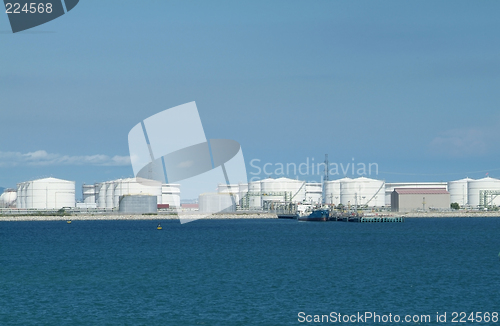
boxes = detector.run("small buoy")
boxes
[67,220,72,224]
[157,223,162,230]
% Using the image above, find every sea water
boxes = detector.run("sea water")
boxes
[1,218,499,325]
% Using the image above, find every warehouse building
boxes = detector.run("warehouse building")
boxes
[391,188,450,212]
[385,182,447,207]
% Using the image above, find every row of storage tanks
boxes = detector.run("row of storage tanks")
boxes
[82,178,181,209]
[447,177,500,207]
[201,177,385,211]
[5,176,500,210]
[303,176,500,207]
[202,176,500,211]
[199,178,323,212]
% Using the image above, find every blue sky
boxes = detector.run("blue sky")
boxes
[1,1,500,199]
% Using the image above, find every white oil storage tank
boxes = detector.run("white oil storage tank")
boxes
[113,179,123,208]
[305,183,322,204]
[16,177,75,209]
[118,195,157,214]
[324,179,343,205]
[448,178,473,206]
[238,183,248,206]
[16,183,26,209]
[199,193,235,213]
[117,178,162,207]
[82,184,96,204]
[339,178,356,206]
[96,182,107,208]
[105,181,115,209]
[260,178,306,203]
[217,184,240,204]
[247,180,262,209]
[354,177,385,207]
[340,177,385,207]
[162,184,181,208]
[468,177,500,207]
[0,189,17,208]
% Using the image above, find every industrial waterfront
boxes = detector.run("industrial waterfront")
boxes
[2,174,500,217]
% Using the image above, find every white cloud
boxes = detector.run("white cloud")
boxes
[0,150,131,167]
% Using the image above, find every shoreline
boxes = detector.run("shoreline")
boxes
[1,211,500,221]
[0,213,277,222]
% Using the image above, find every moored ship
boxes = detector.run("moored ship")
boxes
[297,209,329,222]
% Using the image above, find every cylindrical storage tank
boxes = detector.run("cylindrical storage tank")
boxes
[16,184,24,209]
[162,184,181,208]
[46,178,75,209]
[448,178,473,206]
[238,183,248,207]
[248,181,261,193]
[339,178,356,206]
[217,184,240,205]
[82,184,96,204]
[118,195,157,214]
[305,183,322,204]
[238,183,248,197]
[199,193,235,213]
[22,183,28,208]
[19,183,25,209]
[26,181,36,209]
[348,177,385,207]
[113,179,123,208]
[468,177,500,207]
[120,178,161,197]
[97,182,107,208]
[324,179,346,205]
[93,183,100,207]
[23,178,75,209]
[248,180,261,209]
[260,178,286,203]
[260,178,306,203]
[121,178,142,196]
[0,190,17,208]
[217,184,239,194]
[105,181,114,209]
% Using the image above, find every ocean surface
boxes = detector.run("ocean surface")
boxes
[1,218,499,325]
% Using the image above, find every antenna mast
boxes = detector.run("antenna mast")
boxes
[324,154,329,181]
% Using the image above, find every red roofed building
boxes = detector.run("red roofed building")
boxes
[391,188,450,212]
